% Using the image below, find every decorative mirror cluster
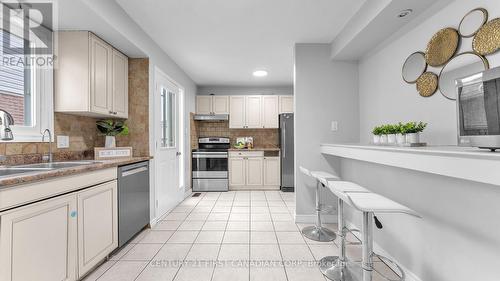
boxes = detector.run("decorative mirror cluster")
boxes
[402,7,499,100]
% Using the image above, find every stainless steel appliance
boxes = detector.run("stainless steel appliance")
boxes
[192,137,230,191]
[193,114,229,121]
[279,113,294,192]
[117,161,150,247]
[457,66,500,151]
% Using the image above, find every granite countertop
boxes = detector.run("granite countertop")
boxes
[0,157,152,188]
[228,148,281,151]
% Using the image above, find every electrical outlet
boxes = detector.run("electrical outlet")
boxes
[331,121,338,132]
[57,135,69,148]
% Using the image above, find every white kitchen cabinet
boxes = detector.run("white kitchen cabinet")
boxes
[262,96,279,128]
[246,157,264,186]
[0,193,78,281]
[196,96,229,114]
[263,157,281,186]
[77,181,118,278]
[245,96,262,128]
[279,96,294,113]
[55,31,129,118]
[229,157,246,186]
[229,96,246,128]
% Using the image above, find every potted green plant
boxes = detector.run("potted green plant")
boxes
[396,122,406,144]
[379,125,389,144]
[404,121,427,143]
[386,124,398,144]
[372,126,383,144]
[96,119,129,148]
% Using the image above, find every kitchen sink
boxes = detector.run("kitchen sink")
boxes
[0,161,103,178]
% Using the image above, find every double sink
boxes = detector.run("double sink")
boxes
[0,161,103,178]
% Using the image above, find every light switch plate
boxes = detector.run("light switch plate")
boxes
[57,135,69,148]
[331,121,338,132]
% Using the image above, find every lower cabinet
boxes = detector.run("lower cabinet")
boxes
[229,152,280,190]
[0,180,118,281]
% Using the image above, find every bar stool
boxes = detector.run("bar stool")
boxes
[299,166,338,242]
[319,181,371,281]
[346,192,421,281]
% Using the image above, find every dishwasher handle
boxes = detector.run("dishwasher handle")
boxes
[121,166,148,177]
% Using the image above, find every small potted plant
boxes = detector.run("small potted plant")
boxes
[386,124,398,144]
[372,126,383,144]
[396,122,406,144]
[96,119,129,148]
[404,121,427,143]
[379,125,388,144]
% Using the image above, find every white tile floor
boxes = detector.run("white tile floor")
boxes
[83,191,400,281]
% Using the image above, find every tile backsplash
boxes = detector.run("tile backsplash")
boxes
[192,118,279,149]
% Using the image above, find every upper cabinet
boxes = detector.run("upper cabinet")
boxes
[196,96,229,114]
[229,96,246,128]
[262,96,279,128]
[279,96,294,113]
[245,96,262,128]
[55,31,129,119]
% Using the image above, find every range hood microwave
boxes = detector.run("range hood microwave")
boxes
[193,114,229,121]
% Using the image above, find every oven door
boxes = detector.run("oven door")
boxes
[192,152,228,179]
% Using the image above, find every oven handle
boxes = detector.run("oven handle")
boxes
[193,154,228,159]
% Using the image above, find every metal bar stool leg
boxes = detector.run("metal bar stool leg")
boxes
[319,198,363,281]
[302,181,336,242]
[361,212,374,281]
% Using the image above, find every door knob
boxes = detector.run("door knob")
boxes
[176,152,182,156]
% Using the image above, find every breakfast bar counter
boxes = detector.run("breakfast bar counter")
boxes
[320,143,500,186]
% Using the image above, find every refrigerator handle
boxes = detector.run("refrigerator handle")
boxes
[282,121,286,159]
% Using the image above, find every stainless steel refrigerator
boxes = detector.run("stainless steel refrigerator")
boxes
[279,113,294,192]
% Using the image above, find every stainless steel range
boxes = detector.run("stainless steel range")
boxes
[192,137,230,192]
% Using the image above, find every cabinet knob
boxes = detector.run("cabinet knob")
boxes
[70,211,77,218]
[109,110,113,114]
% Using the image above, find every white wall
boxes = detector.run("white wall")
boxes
[82,0,197,221]
[359,0,500,145]
[197,85,293,96]
[294,44,359,221]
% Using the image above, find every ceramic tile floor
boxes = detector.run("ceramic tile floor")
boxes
[83,191,400,281]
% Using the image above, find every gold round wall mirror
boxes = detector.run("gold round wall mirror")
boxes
[438,52,489,100]
[459,8,488,38]
[416,72,438,97]
[473,18,500,55]
[425,28,459,67]
[402,52,427,84]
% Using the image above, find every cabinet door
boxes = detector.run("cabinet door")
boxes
[262,96,279,128]
[90,34,113,115]
[229,96,246,128]
[246,157,263,186]
[112,49,129,118]
[279,96,294,113]
[263,157,281,186]
[213,96,229,114]
[245,96,262,128]
[229,158,246,186]
[0,194,77,281]
[196,96,213,114]
[77,181,118,278]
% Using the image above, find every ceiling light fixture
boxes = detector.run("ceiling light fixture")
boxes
[398,9,413,18]
[253,70,268,77]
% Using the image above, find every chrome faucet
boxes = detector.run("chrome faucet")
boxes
[42,129,53,162]
[0,109,14,140]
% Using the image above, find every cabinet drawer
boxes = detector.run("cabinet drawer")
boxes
[229,151,264,158]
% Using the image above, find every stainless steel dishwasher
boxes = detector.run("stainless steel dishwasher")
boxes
[118,161,150,247]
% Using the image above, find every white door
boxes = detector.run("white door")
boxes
[112,49,128,118]
[196,96,212,114]
[246,157,264,186]
[229,96,246,128]
[90,34,113,115]
[279,96,294,113]
[262,96,279,128]
[245,96,262,128]
[263,157,280,186]
[229,158,246,186]
[213,96,229,114]
[155,70,181,218]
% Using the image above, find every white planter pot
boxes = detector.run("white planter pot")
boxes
[387,134,396,144]
[372,135,380,144]
[105,136,116,148]
[396,134,406,144]
[380,135,388,144]
[406,133,420,144]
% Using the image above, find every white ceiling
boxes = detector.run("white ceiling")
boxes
[116,0,366,86]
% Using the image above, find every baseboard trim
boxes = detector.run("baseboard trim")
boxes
[294,214,338,224]
[345,222,422,281]
[184,188,193,199]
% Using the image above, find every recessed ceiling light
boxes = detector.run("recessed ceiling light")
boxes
[397,9,413,18]
[253,70,268,77]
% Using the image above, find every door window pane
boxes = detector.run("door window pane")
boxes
[160,87,176,148]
